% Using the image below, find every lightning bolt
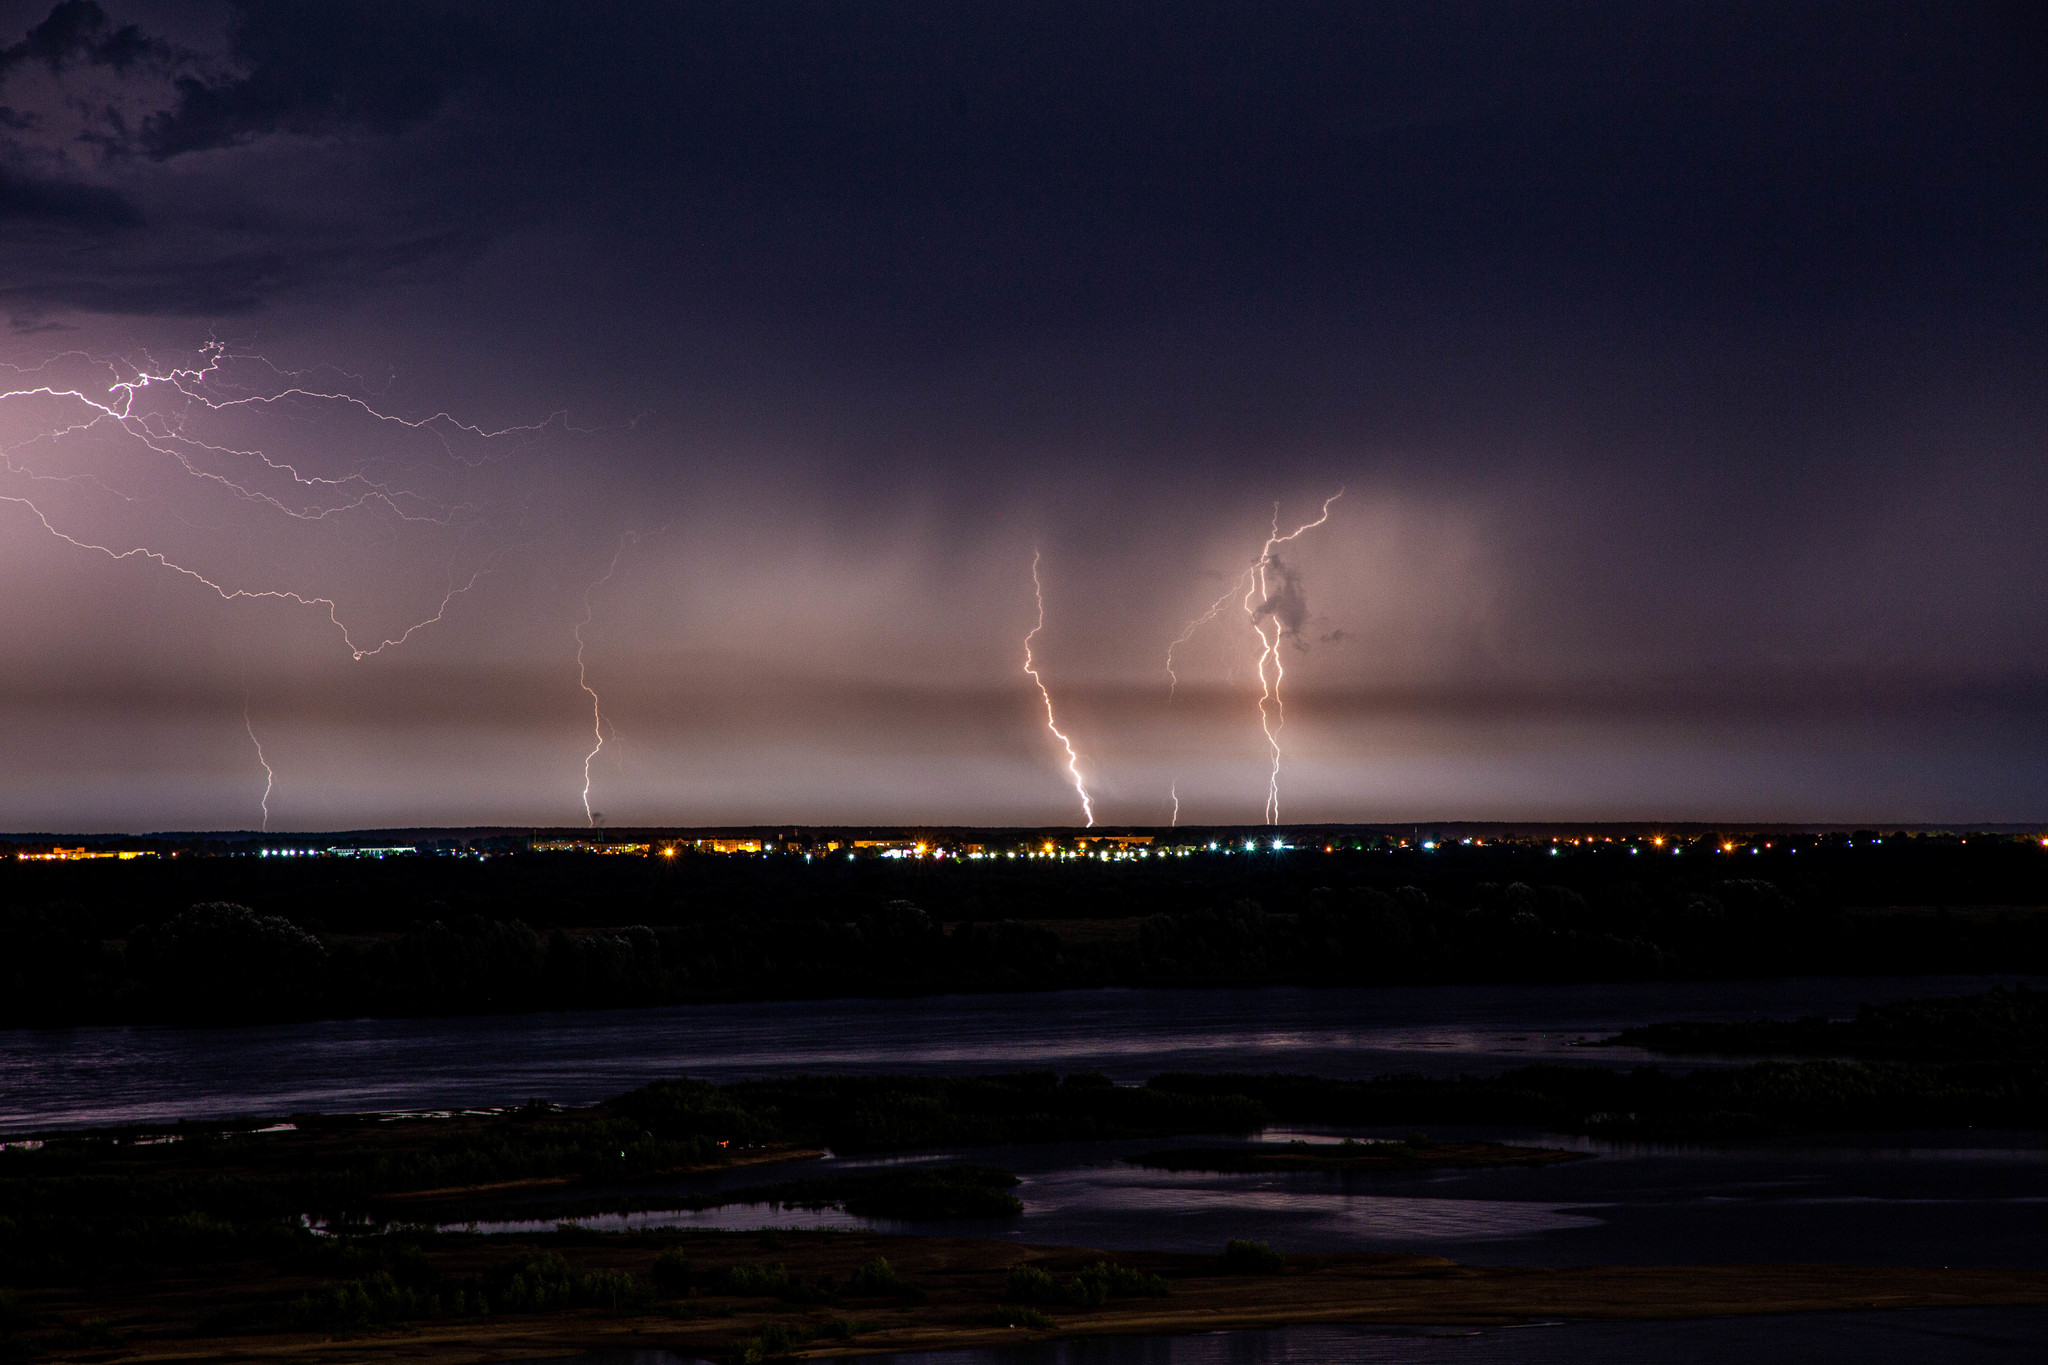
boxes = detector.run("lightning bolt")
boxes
[1,338,587,822]
[1165,490,1343,825]
[0,340,562,657]
[0,493,498,658]
[1246,491,1343,824]
[1024,548,1094,828]
[575,531,645,827]
[1161,564,1260,831]
[241,689,274,833]
[1165,575,1250,702]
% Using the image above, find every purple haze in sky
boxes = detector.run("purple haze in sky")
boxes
[0,2,2041,830]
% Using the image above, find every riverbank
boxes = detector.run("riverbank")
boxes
[14,1230,2047,1363]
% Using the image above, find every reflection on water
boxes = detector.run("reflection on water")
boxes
[454,1129,2046,1269]
[518,1307,2048,1365]
[456,1201,876,1236]
[456,1171,1599,1244]
[4,974,2036,1131]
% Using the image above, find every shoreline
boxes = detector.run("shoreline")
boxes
[22,1232,2048,1363]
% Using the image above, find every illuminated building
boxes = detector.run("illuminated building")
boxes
[531,840,654,855]
[15,847,157,861]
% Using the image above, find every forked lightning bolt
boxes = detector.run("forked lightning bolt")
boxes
[0,341,549,657]
[1165,490,1343,825]
[1025,549,1094,828]
[1246,491,1343,823]
[2,340,568,825]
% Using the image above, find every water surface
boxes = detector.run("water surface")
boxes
[464,1128,2047,1269]
[3,974,2031,1131]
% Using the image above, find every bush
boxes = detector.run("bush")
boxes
[709,1261,790,1297]
[1004,1266,1061,1303]
[290,1271,440,1330]
[1006,1260,1167,1307]
[1220,1239,1285,1274]
[845,1256,905,1296]
[741,1320,801,1361]
[978,1306,1056,1328]
[1077,1261,1169,1299]
[485,1252,649,1314]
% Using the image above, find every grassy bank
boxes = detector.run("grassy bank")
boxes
[4,1228,2045,1363]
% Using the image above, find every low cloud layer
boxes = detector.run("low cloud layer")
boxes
[0,2,2040,828]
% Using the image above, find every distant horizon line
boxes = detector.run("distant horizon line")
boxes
[5,820,2043,843]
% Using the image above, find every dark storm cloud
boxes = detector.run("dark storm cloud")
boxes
[0,1,481,319]
[135,1,469,158]
[0,226,477,321]
[0,163,136,226]
[0,0,167,79]
[2,1,2039,332]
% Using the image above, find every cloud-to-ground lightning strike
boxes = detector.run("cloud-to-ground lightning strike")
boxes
[242,692,274,833]
[1246,491,1343,823]
[574,531,646,827]
[244,717,274,831]
[1165,491,1343,824]
[2,340,572,825]
[1025,549,1094,828]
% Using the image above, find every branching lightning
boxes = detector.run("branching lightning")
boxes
[1165,490,1343,825]
[1024,548,1094,828]
[0,341,548,656]
[2,339,573,826]
[1165,578,1247,702]
[1246,491,1343,824]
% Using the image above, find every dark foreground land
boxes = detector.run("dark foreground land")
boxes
[14,1227,2047,1365]
[1,990,2041,1359]
[4,830,2045,1026]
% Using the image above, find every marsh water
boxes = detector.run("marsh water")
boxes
[0,974,2033,1131]
[7,976,2041,1362]
[460,1127,2047,1270]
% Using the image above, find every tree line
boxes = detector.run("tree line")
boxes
[1,871,2044,1026]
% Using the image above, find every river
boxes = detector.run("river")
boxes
[0,974,2032,1132]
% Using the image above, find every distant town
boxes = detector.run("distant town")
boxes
[7,824,2044,864]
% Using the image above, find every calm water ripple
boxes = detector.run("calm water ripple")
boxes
[3,975,2035,1131]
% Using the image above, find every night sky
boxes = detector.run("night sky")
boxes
[1,1,2041,831]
